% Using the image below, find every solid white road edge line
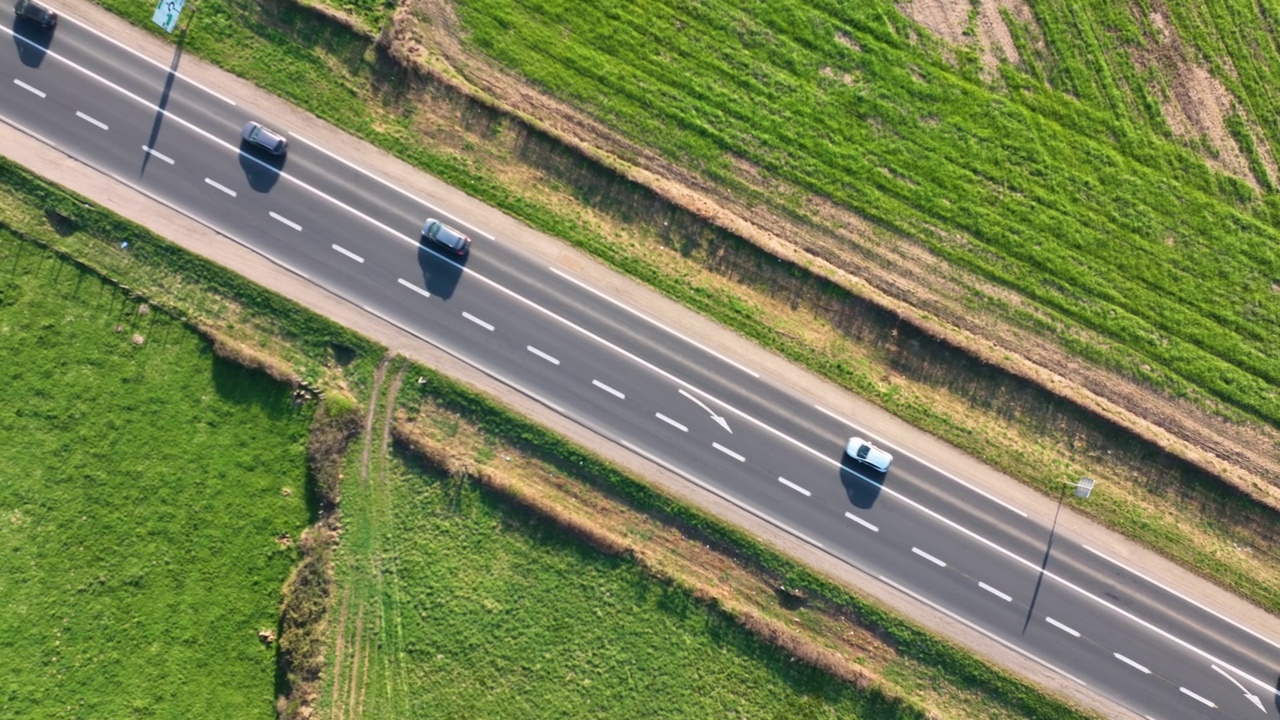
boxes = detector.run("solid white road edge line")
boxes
[75,111,108,130]
[527,345,560,365]
[880,575,1089,688]
[778,476,811,496]
[591,379,624,399]
[713,442,745,462]
[269,211,301,231]
[1046,617,1081,637]
[58,12,237,105]
[655,413,687,432]
[912,547,947,567]
[13,78,45,98]
[1113,653,1151,674]
[549,266,760,378]
[17,23,1270,699]
[1082,544,1280,652]
[844,512,878,532]
[203,177,236,197]
[462,312,494,331]
[141,145,174,164]
[331,244,364,263]
[396,278,430,298]
[287,132,496,240]
[979,582,1012,602]
[815,403,1027,517]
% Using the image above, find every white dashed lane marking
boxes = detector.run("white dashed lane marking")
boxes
[1045,617,1080,637]
[14,79,45,97]
[778,477,810,496]
[844,512,878,532]
[912,547,946,567]
[655,413,687,432]
[462,312,494,331]
[979,582,1012,602]
[1179,687,1216,708]
[1113,653,1151,674]
[713,442,744,462]
[204,178,236,197]
[396,278,430,299]
[75,110,107,130]
[527,346,560,365]
[141,145,174,164]
[332,244,364,263]
[270,211,301,231]
[592,379,624,399]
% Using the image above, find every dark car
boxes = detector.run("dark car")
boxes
[420,218,471,257]
[14,0,57,28]
[240,121,287,156]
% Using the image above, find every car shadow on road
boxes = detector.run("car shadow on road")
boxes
[238,148,285,193]
[11,17,53,68]
[417,243,466,299]
[840,461,886,509]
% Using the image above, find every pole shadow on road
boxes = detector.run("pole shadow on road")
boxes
[417,243,466,299]
[839,460,886,509]
[11,17,54,68]
[140,23,192,177]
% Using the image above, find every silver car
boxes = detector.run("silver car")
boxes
[845,436,892,473]
[420,218,471,257]
[241,121,287,156]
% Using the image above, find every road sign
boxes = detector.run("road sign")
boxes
[151,0,186,33]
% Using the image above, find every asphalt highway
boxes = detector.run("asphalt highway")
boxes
[3,10,1279,718]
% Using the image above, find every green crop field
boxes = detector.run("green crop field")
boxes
[0,239,312,718]
[451,0,1280,429]
[325,446,909,720]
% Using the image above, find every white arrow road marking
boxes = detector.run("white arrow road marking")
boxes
[1213,665,1267,713]
[678,388,732,433]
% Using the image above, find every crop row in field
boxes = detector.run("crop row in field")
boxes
[452,0,1280,429]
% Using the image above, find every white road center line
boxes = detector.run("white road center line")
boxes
[549,266,760,378]
[591,379,625,399]
[462,312,494,331]
[75,110,108,130]
[59,13,237,105]
[1045,617,1081,637]
[527,345,560,365]
[713,442,745,462]
[912,547,947,567]
[141,145,174,164]
[396,278,430,298]
[1113,653,1151,674]
[655,413,688,432]
[1082,545,1280,652]
[287,132,496,240]
[815,404,1026,517]
[844,512,879,532]
[13,79,45,97]
[978,582,1012,602]
[331,244,364,263]
[778,477,811,496]
[203,177,236,197]
[270,211,302,231]
[1179,687,1216,708]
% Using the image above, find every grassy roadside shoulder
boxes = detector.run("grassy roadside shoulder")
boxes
[77,0,1280,614]
[0,124,1090,716]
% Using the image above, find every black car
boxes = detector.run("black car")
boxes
[240,121,288,156]
[14,0,57,28]
[420,218,471,257]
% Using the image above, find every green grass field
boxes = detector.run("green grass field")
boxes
[0,238,312,718]
[450,0,1280,430]
[326,436,910,719]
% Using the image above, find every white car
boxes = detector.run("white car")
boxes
[845,436,892,473]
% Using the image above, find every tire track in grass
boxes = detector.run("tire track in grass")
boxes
[329,588,352,720]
